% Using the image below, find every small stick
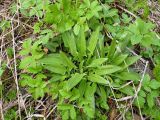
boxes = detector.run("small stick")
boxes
[127,47,146,63]
[115,4,138,18]
[0,101,4,120]
[113,81,133,90]
[119,61,148,120]
[3,100,18,112]
[115,96,133,102]
[46,105,57,119]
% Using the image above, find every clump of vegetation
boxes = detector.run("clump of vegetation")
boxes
[0,0,160,119]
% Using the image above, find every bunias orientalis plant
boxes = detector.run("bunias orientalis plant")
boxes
[19,25,143,119]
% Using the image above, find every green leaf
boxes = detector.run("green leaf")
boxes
[6,48,13,58]
[147,93,155,108]
[70,107,76,119]
[112,54,128,65]
[19,56,33,69]
[88,74,109,85]
[33,22,41,33]
[20,39,32,55]
[60,52,76,69]
[69,88,80,101]
[44,65,66,75]
[0,20,10,31]
[88,27,100,55]
[87,58,107,67]
[98,87,109,110]
[116,71,140,81]
[78,80,87,97]
[44,4,60,24]
[0,68,3,76]
[66,73,85,91]
[62,110,69,120]
[104,9,118,17]
[86,1,102,19]
[58,104,72,110]
[62,32,78,57]
[69,34,78,57]
[153,64,160,81]
[34,87,45,99]
[149,32,160,46]
[84,0,90,7]
[122,56,141,68]
[77,26,86,57]
[84,105,95,118]
[62,32,70,48]
[20,75,32,87]
[130,34,143,45]
[142,74,150,86]
[84,83,97,118]
[107,39,116,60]
[50,74,65,82]
[62,0,71,13]
[149,80,160,89]
[144,86,151,92]
[139,90,146,97]
[105,0,114,3]
[85,83,97,98]
[95,65,122,75]
[23,38,32,48]
[134,96,145,108]
[120,86,134,96]
[59,89,72,99]
[136,18,152,34]
[74,24,80,35]
[39,54,63,65]
[121,13,132,23]
[141,35,152,47]
[99,86,106,100]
